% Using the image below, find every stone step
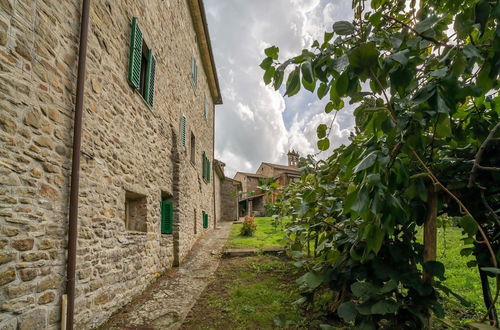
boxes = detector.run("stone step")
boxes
[222,248,285,258]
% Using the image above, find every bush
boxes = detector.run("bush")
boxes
[240,216,257,236]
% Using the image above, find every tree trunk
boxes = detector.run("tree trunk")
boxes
[477,248,498,325]
[423,184,437,284]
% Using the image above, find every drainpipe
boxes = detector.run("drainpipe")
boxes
[66,0,91,329]
[212,104,216,229]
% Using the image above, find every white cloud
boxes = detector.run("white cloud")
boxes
[206,0,354,177]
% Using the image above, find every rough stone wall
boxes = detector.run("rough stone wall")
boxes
[256,163,275,177]
[220,180,239,221]
[0,0,216,329]
[214,172,222,225]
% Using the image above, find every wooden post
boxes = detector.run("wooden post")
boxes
[423,184,437,284]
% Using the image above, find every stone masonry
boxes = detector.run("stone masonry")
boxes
[0,0,221,329]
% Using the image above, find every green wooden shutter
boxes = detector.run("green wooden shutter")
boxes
[181,115,186,151]
[203,211,208,228]
[161,201,173,234]
[202,152,206,179]
[207,159,210,182]
[128,17,142,90]
[144,49,156,107]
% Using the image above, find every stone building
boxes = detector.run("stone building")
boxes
[0,0,221,329]
[214,160,241,223]
[234,151,301,217]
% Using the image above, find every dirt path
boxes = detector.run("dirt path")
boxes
[99,221,233,330]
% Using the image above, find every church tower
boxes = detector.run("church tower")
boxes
[287,149,300,167]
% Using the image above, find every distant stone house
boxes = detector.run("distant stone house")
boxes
[0,0,221,329]
[214,160,241,223]
[234,151,301,217]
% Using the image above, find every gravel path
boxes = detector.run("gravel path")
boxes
[100,221,233,330]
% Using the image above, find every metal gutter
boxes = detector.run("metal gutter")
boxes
[66,0,91,329]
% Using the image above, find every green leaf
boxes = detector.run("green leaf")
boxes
[301,61,314,84]
[353,151,378,173]
[388,49,409,66]
[273,69,284,90]
[263,66,275,85]
[415,15,439,34]
[338,301,358,322]
[348,42,379,75]
[297,271,324,289]
[379,279,398,294]
[423,261,445,280]
[285,67,301,97]
[259,57,273,70]
[365,224,385,254]
[371,300,399,315]
[460,215,477,236]
[317,138,330,151]
[325,102,334,113]
[317,82,328,99]
[468,323,498,330]
[333,21,355,35]
[335,70,349,97]
[481,267,500,275]
[264,46,279,60]
[351,281,377,298]
[435,114,452,138]
[475,0,490,35]
[317,124,328,139]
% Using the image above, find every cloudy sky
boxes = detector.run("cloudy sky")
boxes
[205,0,356,177]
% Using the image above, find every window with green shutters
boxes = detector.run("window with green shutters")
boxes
[201,152,210,182]
[160,200,173,234]
[191,57,198,88]
[128,17,156,107]
[202,211,208,229]
[180,115,187,152]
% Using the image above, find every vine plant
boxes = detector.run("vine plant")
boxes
[261,0,500,328]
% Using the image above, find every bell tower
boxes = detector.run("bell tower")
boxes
[287,149,299,167]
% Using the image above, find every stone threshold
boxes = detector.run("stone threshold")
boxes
[222,247,285,258]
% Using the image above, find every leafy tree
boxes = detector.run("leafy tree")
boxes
[262,0,500,327]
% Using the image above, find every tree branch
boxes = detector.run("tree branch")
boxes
[468,122,500,188]
[382,15,447,47]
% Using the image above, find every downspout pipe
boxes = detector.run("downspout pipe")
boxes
[66,0,91,329]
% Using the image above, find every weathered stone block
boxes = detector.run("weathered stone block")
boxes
[18,308,47,330]
[37,274,60,292]
[0,0,13,15]
[39,183,59,199]
[24,110,41,128]
[12,238,34,251]
[5,281,36,298]
[2,225,19,237]
[34,136,54,150]
[94,292,110,305]
[37,290,55,304]
[0,266,16,285]
[0,112,16,134]
[0,252,15,265]
[21,251,49,262]
[0,317,17,330]
[18,268,37,281]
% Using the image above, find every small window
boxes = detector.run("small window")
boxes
[125,191,147,232]
[204,96,208,120]
[180,115,187,152]
[190,132,196,164]
[202,211,208,229]
[191,57,198,88]
[194,208,197,235]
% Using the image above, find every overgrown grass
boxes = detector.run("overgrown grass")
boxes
[436,226,498,324]
[181,256,306,330]
[225,217,288,249]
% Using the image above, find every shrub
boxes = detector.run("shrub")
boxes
[240,216,257,236]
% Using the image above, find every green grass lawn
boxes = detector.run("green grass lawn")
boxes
[225,217,288,249]
[435,226,498,324]
[181,256,307,330]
